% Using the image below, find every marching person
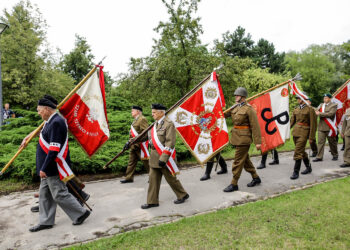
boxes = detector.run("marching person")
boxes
[340,108,350,168]
[22,95,90,232]
[313,93,338,162]
[257,149,279,169]
[223,87,262,192]
[141,104,189,209]
[121,105,150,183]
[200,152,227,181]
[306,98,318,157]
[290,94,317,179]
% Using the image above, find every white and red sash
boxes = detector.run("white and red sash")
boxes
[151,125,179,175]
[39,123,74,182]
[320,103,337,137]
[130,125,150,159]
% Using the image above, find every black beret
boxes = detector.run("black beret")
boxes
[38,95,57,109]
[132,105,142,111]
[151,103,166,110]
[324,93,332,98]
[44,95,58,105]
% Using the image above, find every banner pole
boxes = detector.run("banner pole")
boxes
[104,72,214,169]
[224,73,301,114]
[0,64,101,176]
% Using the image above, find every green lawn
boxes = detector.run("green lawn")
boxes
[66,177,350,249]
[0,178,38,195]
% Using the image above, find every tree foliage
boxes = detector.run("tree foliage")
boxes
[59,34,95,84]
[215,26,285,74]
[286,46,336,105]
[117,0,216,107]
[0,1,75,108]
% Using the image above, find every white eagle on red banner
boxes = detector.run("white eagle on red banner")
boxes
[167,72,229,164]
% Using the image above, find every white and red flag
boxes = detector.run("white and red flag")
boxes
[332,79,350,130]
[59,66,110,156]
[167,72,229,164]
[249,85,290,153]
[289,81,309,101]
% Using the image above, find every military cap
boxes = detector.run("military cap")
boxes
[234,87,248,97]
[151,103,166,110]
[324,93,332,98]
[132,105,143,112]
[38,95,57,109]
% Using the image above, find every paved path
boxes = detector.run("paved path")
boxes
[1,145,349,249]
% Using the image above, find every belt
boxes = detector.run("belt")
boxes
[297,122,310,127]
[234,125,250,129]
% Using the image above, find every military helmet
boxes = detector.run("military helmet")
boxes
[234,87,248,97]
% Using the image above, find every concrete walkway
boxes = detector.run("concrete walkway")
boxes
[1,145,349,249]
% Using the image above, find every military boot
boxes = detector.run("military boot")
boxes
[200,162,214,181]
[216,156,228,175]
[257,153,267,169]
[269,149,279,165]
[290,159,302,180]
[301,157,312,175]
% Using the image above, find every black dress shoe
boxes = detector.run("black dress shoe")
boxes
[174,194,189,204]
[141,204,159,209]
[340,163,350,168]
[31,205,39,213]
[223,184,239,192]
[120,179,133,184]
[73,210,91,225]
[247,177,261,187]
[269,160,279,165]
[332,156,338,161]
[29,224,53,232]
[313,158,322,162]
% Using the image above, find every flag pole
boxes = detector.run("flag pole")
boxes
[0,59,106,176]
[332,78,350,97]
[103,67,223,169]
[67,182,92,211]
[223,73,302,115]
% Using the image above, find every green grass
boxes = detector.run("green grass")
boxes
[66,177,350,249]
[0,178,38,195]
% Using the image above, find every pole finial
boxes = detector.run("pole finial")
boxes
[213,64,224,71]
[292,73,302,81]
[97,56,107,66]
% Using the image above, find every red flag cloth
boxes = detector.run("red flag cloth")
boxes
[59,66,110,156]
[333,79,350,130]
[167,72,229,164]
[249,84,290,153]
